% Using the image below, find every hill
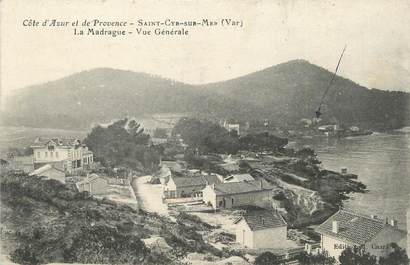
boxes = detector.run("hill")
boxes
[1,68,259,129]
[2,60,409,130]
[200,60,410,129]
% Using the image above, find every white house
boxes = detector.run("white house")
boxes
[31,137,93,173]
[202,179,274,209]
[75,174,109,195]
[316,210,407,260]
[234,208,287,249]
[29,164,66,184]
[163,174,221,198]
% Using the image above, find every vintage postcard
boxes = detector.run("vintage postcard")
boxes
[0,0,409,264]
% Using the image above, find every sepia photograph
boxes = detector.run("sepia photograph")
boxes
[0,0,409,264]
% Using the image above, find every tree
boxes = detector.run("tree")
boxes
[239,132,288,151]
[84,118,159,172]
[255,251,281,265]
[173,118,240,154]
[379,243,409,265]
[298,252,336,265]
[339,247,377,265]
[153,128,168,138]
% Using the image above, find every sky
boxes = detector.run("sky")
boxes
[1,0,410,107]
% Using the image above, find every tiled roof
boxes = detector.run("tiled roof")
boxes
[234,209,287,231]
[316,210,391,245]
[212,179,273,196]
[173,176,205,187]
[172,174,221,188]
[32,137,81,147]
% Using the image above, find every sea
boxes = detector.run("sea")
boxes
[290,128,410,230]
[1,125,409,229]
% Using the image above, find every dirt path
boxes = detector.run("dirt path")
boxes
[131,175,169,216]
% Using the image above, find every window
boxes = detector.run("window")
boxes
[45,152,48,158]
[56,152,59,158]
[232,198,234,205]
[50,152,53,158]
[37,152,41,158]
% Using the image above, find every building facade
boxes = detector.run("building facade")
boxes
[234,208,287,249]
[163,174,221,198]
[202,179,274,209]
[316,210,407,261]
[31,137,93,172]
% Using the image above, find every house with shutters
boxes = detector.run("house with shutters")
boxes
[316,209,407,260]
[234,208,287,249]
[31,137,94,173]
[202,179,274,209]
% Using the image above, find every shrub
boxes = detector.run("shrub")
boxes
[255,251,280,265]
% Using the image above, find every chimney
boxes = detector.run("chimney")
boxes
[332,221,339,234]
[212,183,216,190]
[390,219,398,228]
[371,214,378,219]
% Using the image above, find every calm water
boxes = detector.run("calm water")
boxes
[291,129,410,229]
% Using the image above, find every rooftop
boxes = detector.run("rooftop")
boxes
[224,173,255,182]
[234,208,287,231]
[212,179,273,195]
[32,137,82,148]
[172,174,222,188]
[316,210,404,245]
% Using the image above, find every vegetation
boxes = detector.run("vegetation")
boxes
[339,247,377,265]
[297,245,409,265]
[174,117,288,155]
[239,132,288,151]
[255,251,281,265]
[173,117,240,154]
[379,243,409,265]
[84,118,161,173]
[153,128,169,138]
[297,252,336,265]
[4,61,410,130]
[0,172,221,265]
